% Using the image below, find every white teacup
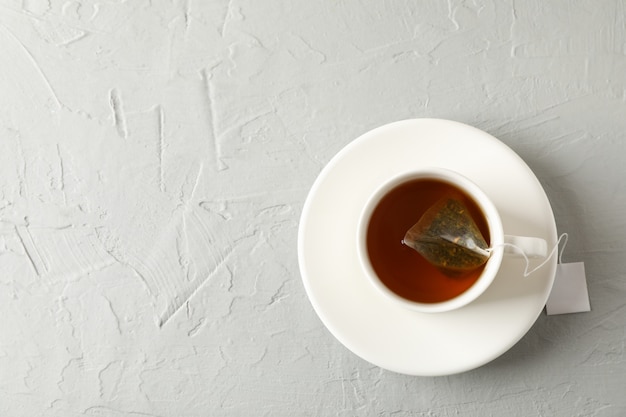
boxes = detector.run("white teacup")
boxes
[356,168,547,313]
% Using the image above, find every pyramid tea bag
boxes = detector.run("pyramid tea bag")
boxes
[403,197,490,275]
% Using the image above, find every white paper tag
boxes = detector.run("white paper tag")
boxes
[546,262,590,315]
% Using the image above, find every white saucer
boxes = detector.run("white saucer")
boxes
[298,119,558,376]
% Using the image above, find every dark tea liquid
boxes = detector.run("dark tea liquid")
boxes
[366,179,490,304]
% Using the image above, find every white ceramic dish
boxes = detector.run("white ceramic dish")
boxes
[298,119,558,376]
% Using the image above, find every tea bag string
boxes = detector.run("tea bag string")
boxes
[486,233,569,277]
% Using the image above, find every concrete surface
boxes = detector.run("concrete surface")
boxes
[1,0,625,415]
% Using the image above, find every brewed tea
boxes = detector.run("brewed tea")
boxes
[366,179,490,304]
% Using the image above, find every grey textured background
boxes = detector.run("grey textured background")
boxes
[0,0,625,415]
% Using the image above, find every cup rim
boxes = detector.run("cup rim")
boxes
[356,167,505,313]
